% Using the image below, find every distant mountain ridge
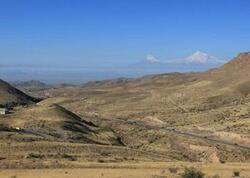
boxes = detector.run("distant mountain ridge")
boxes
[131,51,226,73]
[0,51,228,83]
[11,80,49,89]
[143,51,225,64]
[2,51,250,165]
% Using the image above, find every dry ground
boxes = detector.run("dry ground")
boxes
[1,53,250,177]
[1,162,250,178]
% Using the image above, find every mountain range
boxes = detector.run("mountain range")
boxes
[0,51,228,84]
[0,51,250,169]
[132,51,227,73]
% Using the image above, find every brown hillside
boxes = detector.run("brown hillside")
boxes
[6,103,123,146]
[0,79,38,107]
[1,52,250,168]
[203,52,250,96]
[204,52,250,82]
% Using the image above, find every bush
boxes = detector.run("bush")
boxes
[61,154,77,161]
[168,167,179,174]
[26,153,44,159]
[211,175,220,178]
[97,159,106,163]
[233,171,240,177]
[181,167,205,178]
[219,159,226,164]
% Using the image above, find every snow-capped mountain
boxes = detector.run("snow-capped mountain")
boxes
[183,51,225,64]
[130,51,227,74]
[140,51,225,65]
[144,54,159,63]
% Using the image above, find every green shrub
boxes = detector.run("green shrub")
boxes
[181,167,205,178]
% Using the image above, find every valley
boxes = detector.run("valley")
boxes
[0,52,250,177]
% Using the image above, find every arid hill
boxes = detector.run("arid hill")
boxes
[0,79,38,107]
[4,103,123,146]
[0,52,250,169]
[204,52,250,82]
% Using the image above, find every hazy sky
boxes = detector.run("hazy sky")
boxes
[1,0,250,68]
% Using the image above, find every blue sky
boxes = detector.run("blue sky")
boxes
[0,0,250,68]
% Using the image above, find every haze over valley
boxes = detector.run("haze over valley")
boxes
[1,1,250,177]
[1,51,228,84]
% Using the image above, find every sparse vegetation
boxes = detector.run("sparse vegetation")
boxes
[219,160,226,164]
[0,123,11,131]
[211,175,220,178]
[61,154,77,161]
[26,153,44,159]
[0,79,38,107]
[233,171,240,177]
[0,53,250,177]
[0,163,249,178]
[10,176,17,178]
[181,167,205,178]
[168,167,179,174]
[97,159,105,163]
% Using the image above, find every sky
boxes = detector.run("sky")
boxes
[0,0,250,68]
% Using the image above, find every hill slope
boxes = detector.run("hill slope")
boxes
[6,103,123,146]
[1,52,250,167]
[29,52,250,163]
[202,52,250,97]
[11,80,50,93]
[0,79,38,107]
[205,52,250,82]
[4,104,122,145]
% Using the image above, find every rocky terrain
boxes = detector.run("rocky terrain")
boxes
[0,52,250,170]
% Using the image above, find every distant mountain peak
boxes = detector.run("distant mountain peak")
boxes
[132,51,227,73]
[144,54,160,63]
[185,51,224,64]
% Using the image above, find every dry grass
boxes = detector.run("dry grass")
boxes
[1,162,250,178]
[1,53,250,173]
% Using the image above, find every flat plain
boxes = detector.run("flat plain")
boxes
[1,162,250,178]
